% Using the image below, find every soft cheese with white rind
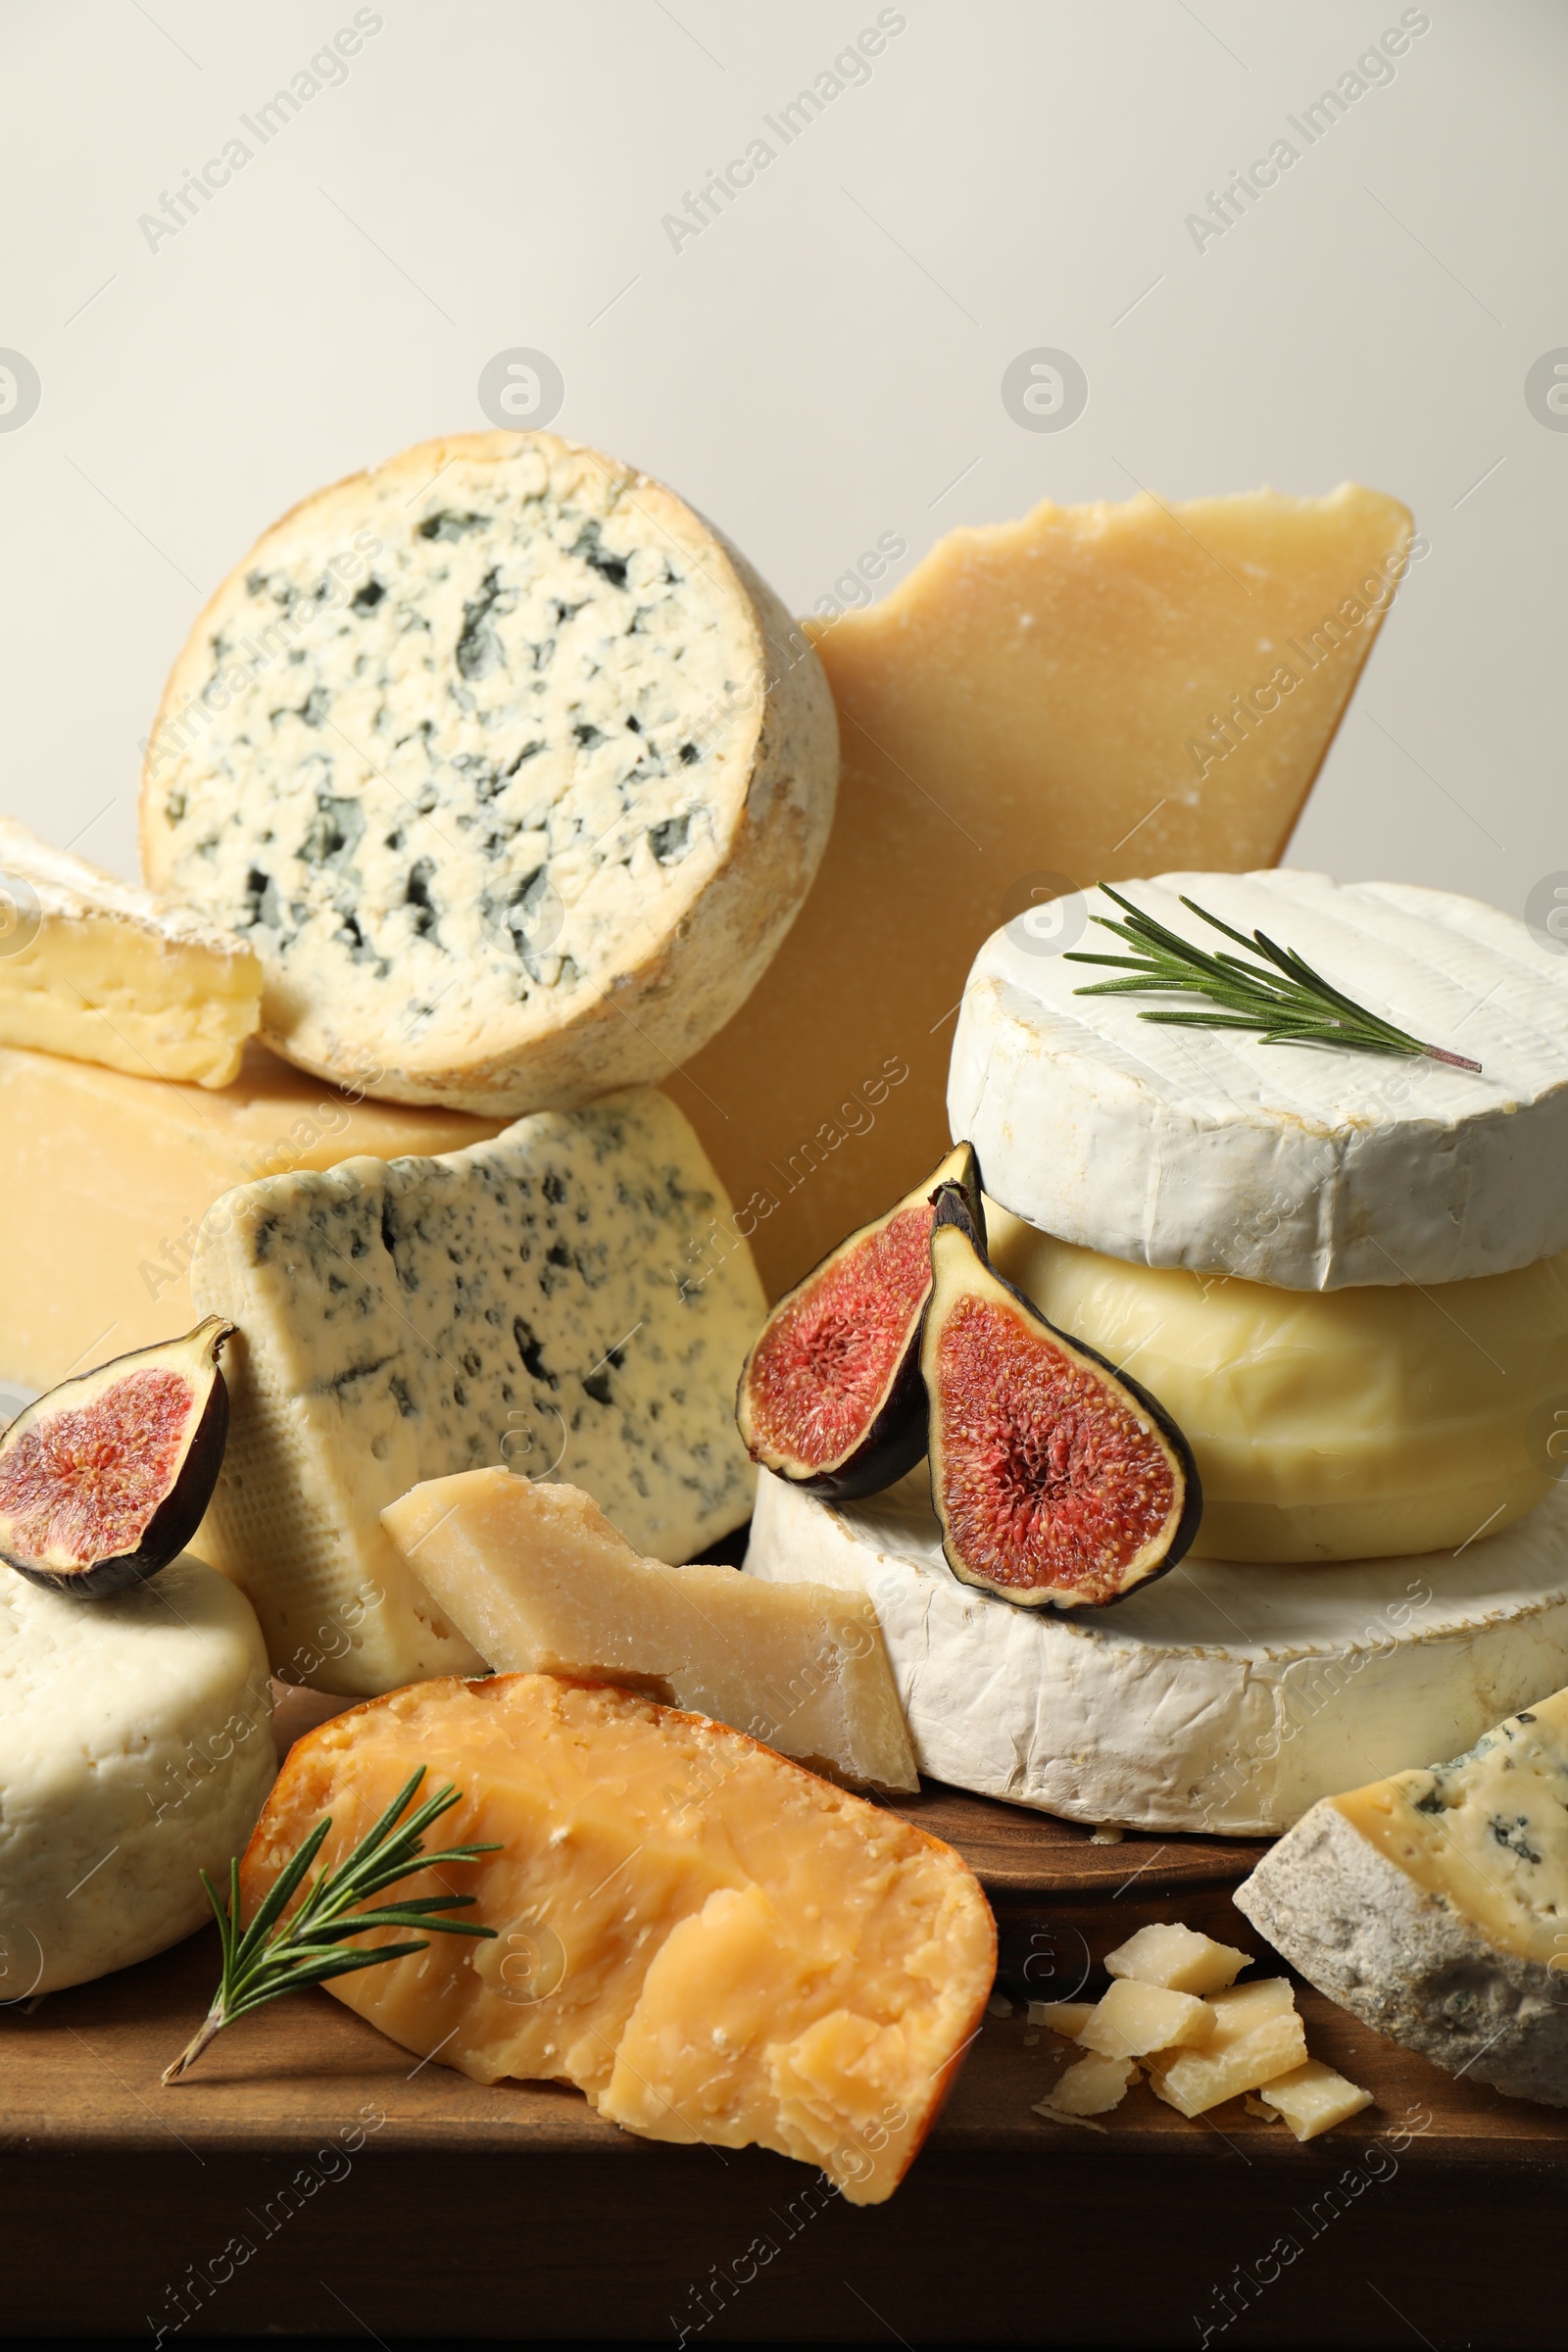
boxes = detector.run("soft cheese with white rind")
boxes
[0,1554,274,1993]
[191,1088,766,1695]
[0,818,261,1089]
[1235,1687,1568,2106]
[950,872,1568,1290]
[140,431,838,1115]
[747,1470,1568,1834]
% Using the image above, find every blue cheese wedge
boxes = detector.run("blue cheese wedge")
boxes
[950,871,1568,1289]
[0,817,260,1087]
[139,430,837,1114]
[189,1086,765,1694]
[1236,1687,1568,2105]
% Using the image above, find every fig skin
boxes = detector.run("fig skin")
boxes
[737,1143,986,1501]
[0,1316,234,1600]
[922,1187,1202,1609]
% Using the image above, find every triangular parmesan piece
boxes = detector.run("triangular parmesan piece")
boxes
[670,483,1412,1297]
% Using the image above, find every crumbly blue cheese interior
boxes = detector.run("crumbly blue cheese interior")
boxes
[146,440,758,1067]
[189,1087,766,1694]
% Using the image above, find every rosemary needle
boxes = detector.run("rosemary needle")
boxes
[163,1767,499,2083]
[1063,886,1483,1073]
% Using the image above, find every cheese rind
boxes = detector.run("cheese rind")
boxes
[672,483,1412,1299]
[747,1468,1568,1833]
[952,873,1568,1290]
[0,1553,274,1993]
[991,1209,1568,1561]
[190,1088,766,1693]
[379,1467,917,1791]
[0,818,260,1088]
[0,1043,505,1395]
[140,431,838,1115]
[1235,1687,1568,2105]
[241,1674,996,2203]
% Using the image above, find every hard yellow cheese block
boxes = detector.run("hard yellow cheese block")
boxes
[0,818,261,1088]
[380,1467,918,1792]
[671,484,1413,1297]
[243,1675,996,2203]
[0,1042,505,1391]
[991,1208,1568,1561]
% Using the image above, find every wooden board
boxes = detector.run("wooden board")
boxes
[3,1787,1565,2343]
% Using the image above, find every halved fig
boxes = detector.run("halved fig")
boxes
[0,1317,234,1599]
[922,1188,1201,1608]
[736,1144,987,1499]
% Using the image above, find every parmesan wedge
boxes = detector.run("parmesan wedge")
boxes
[380,1467,917,1792]
[1103,1921,1250,1996]
[1145,1980,1306,2118]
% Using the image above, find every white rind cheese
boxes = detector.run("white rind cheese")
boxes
[1235,1687,1568,2106]
[746,1470,1568,1834]
[0,1554,274,1994]
[949,871,1568,1290]
[0,817,260,1088]
[191,1087,766,1695]
[139,430,838,1114]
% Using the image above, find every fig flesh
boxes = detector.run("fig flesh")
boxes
[922,1189,1201,1608]
[0,1316,234,1598]
[737,1144,986,1499]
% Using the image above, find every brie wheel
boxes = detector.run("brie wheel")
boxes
[746,1470,1568,1834]
[950,871,1568,1290]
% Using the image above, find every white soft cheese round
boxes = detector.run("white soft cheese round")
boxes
[949,871,1568,1289]
[0,1556,275,1995]
[746,1471,1568,1835]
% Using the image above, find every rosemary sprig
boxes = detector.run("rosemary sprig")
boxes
[1063,885,1483,1072]
[162,1768,499,2083]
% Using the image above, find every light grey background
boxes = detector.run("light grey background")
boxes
[1,0,1563,915]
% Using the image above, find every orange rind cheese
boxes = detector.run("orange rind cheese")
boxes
[241,1673,995,2203]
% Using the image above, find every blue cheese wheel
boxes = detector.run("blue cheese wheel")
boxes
[0,1555,274,1994]
[139,432,837,1114]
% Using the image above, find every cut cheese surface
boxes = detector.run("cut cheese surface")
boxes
[1104,1922,1250,1996]
[991,1208,1568,1562]
[140,431,837,1115]
[0,818,260,1088]
[954,872,1568,1291]
[1257,2059,1373,2141]
[1332,1688,1568,1968]
[1145,1980,1305,2118]
[1042,2052,1138,2117]
[0,1042,505,1394]
[670,484,1411,1298]
[1076,1979,1213,2059]
[0,1552,274,1993]
[190,1089,765,1692]
[242,1675,996,2202]
[380,1467,917,1791]
[748,1468,1568,1833]
[1236,1697,1568,2107]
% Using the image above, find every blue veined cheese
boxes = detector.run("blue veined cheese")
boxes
[950,870,1568,1289]
[1237,1686,1568,2106]
[189,1087,766,1694]
[139,430,837,1115]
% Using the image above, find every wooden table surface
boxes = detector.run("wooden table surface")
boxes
[4,1781,1564,2344]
